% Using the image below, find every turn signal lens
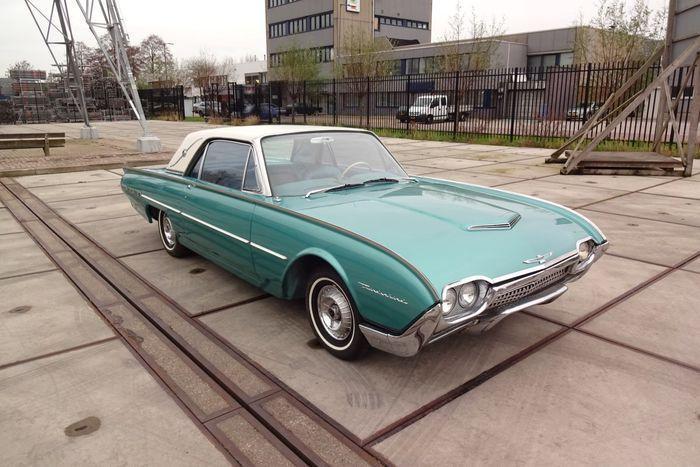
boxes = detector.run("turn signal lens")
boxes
[458,282,478,308]
[442,288,457,314]
[578,241,592,261]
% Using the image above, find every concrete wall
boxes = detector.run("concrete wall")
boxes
[501,27,578,55]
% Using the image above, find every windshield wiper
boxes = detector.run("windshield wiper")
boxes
[305,183,362,198]
[305,178,405,198]
[361,177,401,185]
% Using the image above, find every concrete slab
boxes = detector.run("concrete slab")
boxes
[582,270,700,368]
[401,164,445,175]
[16,169,121,188]
[528,255,666,324]
[439,149,538,163]
[422,170,524,187]
[0,232,55,279]
[409,157,496,170]
[641,179,700,200]
[78,215,161,257]
[0,208,23,235]
[540,174,670,192]
[0,340,230,466]
[29,179,123,203]
[199,298,560,440]
[374,332,700,466]
[0,270,114,366]
[578,210,700,266]
[467,162,561,179]
[586,192,700,227]
[496,179,624,208]
[121,250,263,315]
[48,193,134,224]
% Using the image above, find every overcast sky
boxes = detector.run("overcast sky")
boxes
[1,0,667,73]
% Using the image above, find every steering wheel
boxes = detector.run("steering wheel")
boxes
[340,161,372,180]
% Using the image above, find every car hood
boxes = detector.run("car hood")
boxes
[280,177,604,293]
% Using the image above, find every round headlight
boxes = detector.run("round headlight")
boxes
[442,288,457,314]
[458,282,478,308]
[578,241,592,261]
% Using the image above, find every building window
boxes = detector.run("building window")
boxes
[269,11,333,39]
[527,52,574,80]
[375,15,429,30]
[268,0,300,8]
[376,92,401,108]
[269,46,334,68]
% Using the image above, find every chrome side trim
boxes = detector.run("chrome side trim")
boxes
[180,212,249,244]
[140,193,287,260]
[140,194,181,214]
[250,242,287,260]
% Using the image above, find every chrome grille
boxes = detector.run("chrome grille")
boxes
[489,265,570,309]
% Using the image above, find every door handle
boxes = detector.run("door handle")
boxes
[186,184,193,190]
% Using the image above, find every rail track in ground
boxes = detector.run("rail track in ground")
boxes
[0,177,384,467]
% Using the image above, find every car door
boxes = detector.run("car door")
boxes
[181,139,261,281]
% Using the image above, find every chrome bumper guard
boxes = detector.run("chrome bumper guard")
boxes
[359,241,608,357]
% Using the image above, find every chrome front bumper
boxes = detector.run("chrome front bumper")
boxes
[359,241,608,357]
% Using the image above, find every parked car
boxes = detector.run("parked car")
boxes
[566,102,600,121]
[121,126,608,360]
[406,94,473,123]
[285,102,321,115]
[193,101,221,117]
[259,103,280,120]
[395,106,409,122]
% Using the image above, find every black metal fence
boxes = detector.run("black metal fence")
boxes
[203,62,695,146]
[140,86,185,120]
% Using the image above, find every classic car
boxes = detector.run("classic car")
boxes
[121,125,608,360]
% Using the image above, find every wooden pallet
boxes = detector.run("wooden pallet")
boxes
[558,151,684,176]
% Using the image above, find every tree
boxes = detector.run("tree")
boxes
[269,44,320,122]
[185,51,219,95]
[334,25,393,78]
[574,0,666,65]
[136,34,174,86]
[6,60,32,77]
[439,3,504,72]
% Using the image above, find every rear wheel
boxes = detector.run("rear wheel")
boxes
[306,267,369,360]
[158,210,190,258]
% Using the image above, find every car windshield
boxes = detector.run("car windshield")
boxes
[261,132,409,197]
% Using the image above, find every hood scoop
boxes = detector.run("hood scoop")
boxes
[467,213,521,231]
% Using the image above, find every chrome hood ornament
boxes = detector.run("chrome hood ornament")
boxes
[523,252,553,264]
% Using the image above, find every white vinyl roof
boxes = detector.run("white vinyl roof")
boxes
[166,125,367,174]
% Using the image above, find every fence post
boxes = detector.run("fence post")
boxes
[405,74,411,132]
[509,68,518,142]
[332,78,337,126]
[366,76,371,129]
[268,84,273,124]
[453,70,461,140]
[583,62,592,108]
[303,81,307,124]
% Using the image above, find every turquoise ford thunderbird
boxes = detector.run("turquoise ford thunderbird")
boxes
[121,126,608,359]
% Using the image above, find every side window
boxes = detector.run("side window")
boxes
[242,151,261,192]
[200,141,250,190]
[188,154,203,178]
[441,96,447,106]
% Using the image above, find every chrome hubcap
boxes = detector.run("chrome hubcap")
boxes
[162,215,175,247]
[317,284,353,341]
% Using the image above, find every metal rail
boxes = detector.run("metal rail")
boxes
[0,178,381,467]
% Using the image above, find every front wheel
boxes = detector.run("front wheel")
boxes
[158,210,190,258]
[306,268,369,360]
[426,115,434,124]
